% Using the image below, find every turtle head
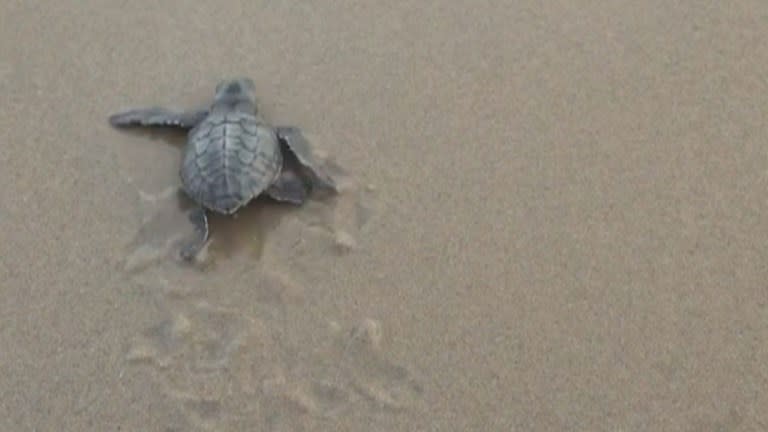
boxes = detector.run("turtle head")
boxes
[213,78,257,112]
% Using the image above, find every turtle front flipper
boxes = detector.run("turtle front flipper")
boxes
[275,126,338,193]
[179,206,209,261]
[266,169,308,205]
[109,107,208,129]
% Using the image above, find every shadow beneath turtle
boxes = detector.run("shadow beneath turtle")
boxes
[203,196,296,261]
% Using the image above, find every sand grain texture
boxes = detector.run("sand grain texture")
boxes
[2,0,768,431]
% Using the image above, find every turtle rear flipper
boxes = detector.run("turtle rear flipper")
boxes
[266,169,308,205]
[179,206,209,261]
[109,107,208,129]
[275,126,337,193]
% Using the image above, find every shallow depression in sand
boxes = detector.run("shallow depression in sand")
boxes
[117,153,414,430]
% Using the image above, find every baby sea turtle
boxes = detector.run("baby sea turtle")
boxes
[109,78,337,260]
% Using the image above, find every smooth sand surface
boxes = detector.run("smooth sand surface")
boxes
[2,1,768,430]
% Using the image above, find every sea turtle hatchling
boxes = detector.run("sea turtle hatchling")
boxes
[109,78,337,260]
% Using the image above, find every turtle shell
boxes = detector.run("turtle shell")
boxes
[180,111,282,214]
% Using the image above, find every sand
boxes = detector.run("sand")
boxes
[2,1,768,430]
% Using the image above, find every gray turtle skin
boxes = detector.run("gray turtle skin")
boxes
[110,78,337,260]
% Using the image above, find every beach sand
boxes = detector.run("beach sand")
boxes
[1,1,767,430]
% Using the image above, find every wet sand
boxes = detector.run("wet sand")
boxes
[2,1,768,430]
